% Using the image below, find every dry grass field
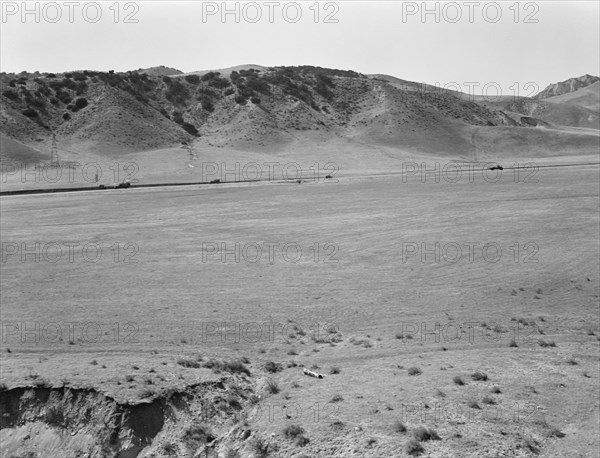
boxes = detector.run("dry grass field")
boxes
[1,164,598,457]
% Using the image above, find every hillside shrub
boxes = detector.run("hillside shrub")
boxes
[55,90,72,104]
[22,107,38,118]
[165,80,190,105]
[182,122,199,136]
[201,99,214,112]
[2,90,19,100]
[185,74,200,84]
[71,97,88,112]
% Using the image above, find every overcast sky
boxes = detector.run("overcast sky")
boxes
[1,1,598,95]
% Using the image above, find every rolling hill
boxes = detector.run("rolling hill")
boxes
[1,66,598,187]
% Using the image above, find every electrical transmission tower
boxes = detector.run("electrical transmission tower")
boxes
[50,133,60,166]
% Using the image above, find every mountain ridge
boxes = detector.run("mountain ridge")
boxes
[536,74,599,99]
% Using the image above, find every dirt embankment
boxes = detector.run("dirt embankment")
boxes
[0,377,264,458]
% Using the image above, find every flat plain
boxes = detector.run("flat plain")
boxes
[1,164,598,457]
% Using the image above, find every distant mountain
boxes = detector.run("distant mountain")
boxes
[544,81,600,112]
[178,64,268,78]
[136,66,183,77]
[501,75,600,129]
[536,74,599,99]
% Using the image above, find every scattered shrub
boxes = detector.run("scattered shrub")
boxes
[393,420,407,433]
[523,437,540,454]
[264,361,283,373]
[182,423,215,450]
[413,426,440,441]
[408,367,422,376]
[547,426,565,438]
[471,371,488,381]
[266,379,279,394]
[202,358,250,375]
[283,424,305,440]
[405,439,425,455]
[330,420,345,430]
[453,376,465,386]
[482,395,496,405]
[227,395,242,409]
[161,442,177,456]
[467,400,481,409]
[250,437,269,457]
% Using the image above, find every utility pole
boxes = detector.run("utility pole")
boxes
[50,132,60,166]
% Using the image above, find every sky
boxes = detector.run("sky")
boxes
[1,1,599,95]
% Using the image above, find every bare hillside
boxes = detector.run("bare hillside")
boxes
[536,74,599,99]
